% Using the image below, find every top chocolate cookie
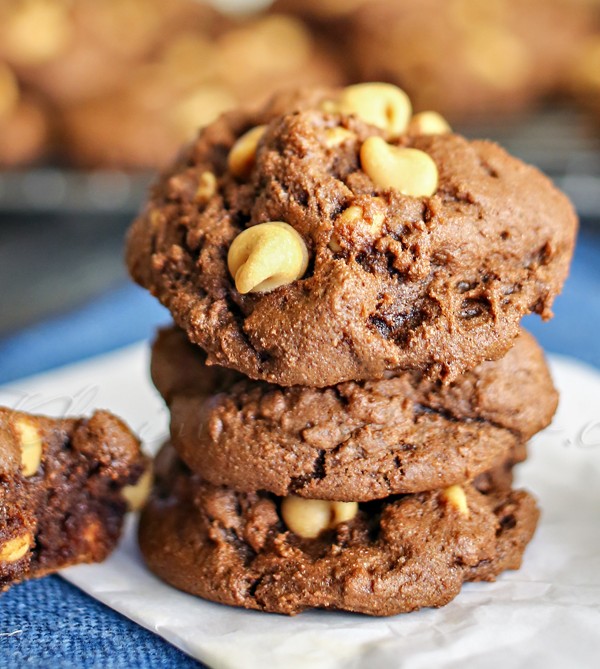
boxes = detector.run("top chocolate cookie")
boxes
[127,84,577,387]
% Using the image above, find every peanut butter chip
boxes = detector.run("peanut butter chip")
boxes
[195,171,217,204]
[3,0,72,66]
[441,485,469,517]
[408,111,452,136]
[227,222,309,294]
[360,136,438,197]
[15,419,42,477]
[172,86,235,141]
[337,83,412,137]
[323,127,356,148]
[464,27,531,90]
[228,125,267,179]
[0,534,32,562]
[122,469,153,512]
[281,496,358,538]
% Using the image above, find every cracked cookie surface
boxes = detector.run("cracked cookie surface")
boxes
[155,327,556,501]
[127,86,577,387]
[138,443,539,616]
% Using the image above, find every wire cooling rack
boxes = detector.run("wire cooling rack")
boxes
[1,105,599,220]
[458,105,600,221]
[0,168,153,217]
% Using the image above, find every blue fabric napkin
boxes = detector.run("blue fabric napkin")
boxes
[0,578,201,668]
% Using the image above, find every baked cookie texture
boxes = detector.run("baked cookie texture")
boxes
[154,327,555,501]
[139,443,539,617]
[0,408,147,591]
[127,86,577,387]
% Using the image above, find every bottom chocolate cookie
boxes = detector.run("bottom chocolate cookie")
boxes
[139,445,538,617]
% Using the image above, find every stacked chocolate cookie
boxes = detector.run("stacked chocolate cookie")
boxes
[127,84,577,615]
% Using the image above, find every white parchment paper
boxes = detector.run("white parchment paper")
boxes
[1,345,599,669]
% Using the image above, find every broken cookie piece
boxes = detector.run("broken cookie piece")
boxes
[0,407,148,591]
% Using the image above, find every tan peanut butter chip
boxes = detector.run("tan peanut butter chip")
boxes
[281,496,359,539]
[228,125,267,179]
[330,198,387,251]
[408,111,452,136]
[338,199,386,234]
[0,534,32,562]
[227,221,309,294]
[360,136,438,197]
[82,521,102,546]
[323,126,355,148]
[216,15,312,84]
[122,468,153,512]
[336,83,412,137]
[15,418,42,477]
[449,0,508,31]
[195,171,217,204]
[440,485,469,517]
[161,34,217,83]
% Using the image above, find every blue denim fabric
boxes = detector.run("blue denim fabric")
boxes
[0,225,598,667]
[0,283,171,385]
[0,578,202,668]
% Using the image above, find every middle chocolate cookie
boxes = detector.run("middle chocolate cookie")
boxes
[155,328,556,502]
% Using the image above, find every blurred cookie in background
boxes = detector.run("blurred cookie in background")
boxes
[274,0,595,123]
[60,14,344,169]
[213,14,343,106]
[271,0,368,22]
[2,0,598,171]
[0,0,224,106]
[0,62,51,166]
